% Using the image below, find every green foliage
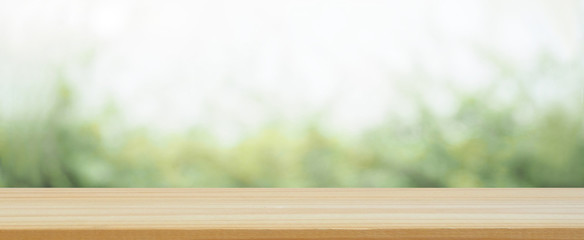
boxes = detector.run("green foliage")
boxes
[0,55,583,187]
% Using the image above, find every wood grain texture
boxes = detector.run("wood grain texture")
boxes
[0,188,583,239]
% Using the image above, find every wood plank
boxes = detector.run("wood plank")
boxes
[0,188,583,239]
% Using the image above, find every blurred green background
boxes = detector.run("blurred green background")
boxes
[0,1,583,187]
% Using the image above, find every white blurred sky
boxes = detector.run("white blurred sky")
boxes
[1,0,583,142]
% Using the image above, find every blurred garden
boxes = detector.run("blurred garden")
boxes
[1,52,583,187]
[0,1,583,187]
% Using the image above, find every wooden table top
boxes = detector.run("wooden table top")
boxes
[1,188,583,239]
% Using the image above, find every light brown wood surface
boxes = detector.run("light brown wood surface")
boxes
[0,188,583,239]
